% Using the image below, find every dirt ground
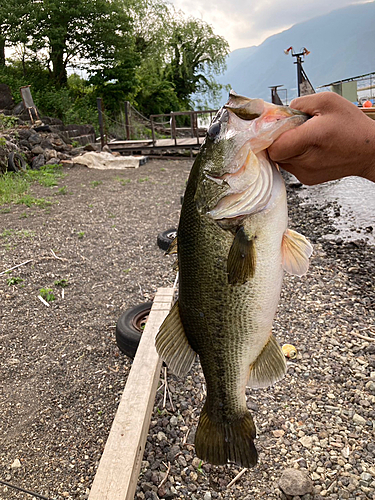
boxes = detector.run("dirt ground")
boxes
[0,158,188,499]
[1,158,374,500]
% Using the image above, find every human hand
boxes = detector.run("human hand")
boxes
[268,92,375,184]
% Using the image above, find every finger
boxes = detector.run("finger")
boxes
[289,91,343,116]
[268,124,310,162]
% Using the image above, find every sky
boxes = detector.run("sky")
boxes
[169,0,372,51]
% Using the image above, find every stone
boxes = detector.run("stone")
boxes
[11,458,21,469]
[279,469,314,497]
[28,134,42,145]
[299,435,313,448]
[31,145,44,155]
[45,149,57,161]
[353,413,367,425]
[32,154,46,169]
[156,431,167,442]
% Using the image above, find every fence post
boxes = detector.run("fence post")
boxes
[194,112,199,145]
[150,116,156,146]
[97,98,106,149]
[124,101,131,140]
[170,112,177,146]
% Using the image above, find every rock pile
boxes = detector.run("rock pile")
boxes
[0,83,97,172]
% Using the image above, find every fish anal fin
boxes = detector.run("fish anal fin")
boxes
[247,334,286,389]
[166,236,178,255]
[227,227,256,285]
[195,403,257,468]
[155,300,196,377]
[282,228,313,276]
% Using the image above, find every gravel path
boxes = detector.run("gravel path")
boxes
[1,159,374,500]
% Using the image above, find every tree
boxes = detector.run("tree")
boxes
[131,4,229,113]
[1,0,138,87]
[164,16,229,108]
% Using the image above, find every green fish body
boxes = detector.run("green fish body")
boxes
[156,92,313,467]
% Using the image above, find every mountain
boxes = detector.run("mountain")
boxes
[216,2,375,104]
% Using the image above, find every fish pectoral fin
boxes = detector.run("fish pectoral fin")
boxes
[247,334,286,389]
[282,228,313,276]
[227,227,256,285]
[195,402,257,468]
[155,300,196,377]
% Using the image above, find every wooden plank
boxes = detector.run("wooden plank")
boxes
[88,288,175,500]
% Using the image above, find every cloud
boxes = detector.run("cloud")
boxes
[169,0,371,50]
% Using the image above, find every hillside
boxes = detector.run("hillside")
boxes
[217,2,375,104]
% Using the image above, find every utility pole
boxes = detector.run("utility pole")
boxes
[284,47,315,97]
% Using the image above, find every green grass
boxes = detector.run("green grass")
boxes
[39,288,55,302]
[6,277,24,286]
[1,228,35,239]
[0,164,65,207]
[90,180,102,188]
[16,195,52,208]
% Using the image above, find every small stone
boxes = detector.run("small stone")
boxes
[156,431,167,441]
[279,468,313,496]
[169,416,178,426]
[11,459,21,469]
[353,413,367,425]
[361,472,372,482]
[365,381,375,392]
[273,429,285,438]
[341,446,350,459]
[203,492,212,500]
[299,435,313,448]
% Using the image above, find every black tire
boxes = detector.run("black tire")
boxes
[157,228,177,251]
[116,302,153,358]
[8,152,26,172]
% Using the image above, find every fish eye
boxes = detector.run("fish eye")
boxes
[207,121,221,140]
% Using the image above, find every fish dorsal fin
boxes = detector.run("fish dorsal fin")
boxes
[247,334,286,389]
[282,228,313,276]
[208,154,273,220]
[227,227,256,285]
[225,91,264,121]
[155,300,196,377]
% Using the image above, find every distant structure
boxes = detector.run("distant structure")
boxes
[284,47,315,97]
[318,72,375,105]
[269,85,285,105]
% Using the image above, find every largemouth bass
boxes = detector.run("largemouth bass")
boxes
[156,91,313,468]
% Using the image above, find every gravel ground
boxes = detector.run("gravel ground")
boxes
[0,158,374,500]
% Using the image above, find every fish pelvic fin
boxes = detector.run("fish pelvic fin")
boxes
[227,227,256,285]
[195,404,258,468]
[282,228,313,276]
[247,334,286,389]
[155,300,196,378]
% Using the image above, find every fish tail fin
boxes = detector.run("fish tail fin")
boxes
[195,403,258,468]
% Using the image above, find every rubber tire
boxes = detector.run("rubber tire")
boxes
[116,302,153,358]
[157,228,177,251]
[8,152,26,172]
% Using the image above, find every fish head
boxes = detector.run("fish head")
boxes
[194,91,308,219]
